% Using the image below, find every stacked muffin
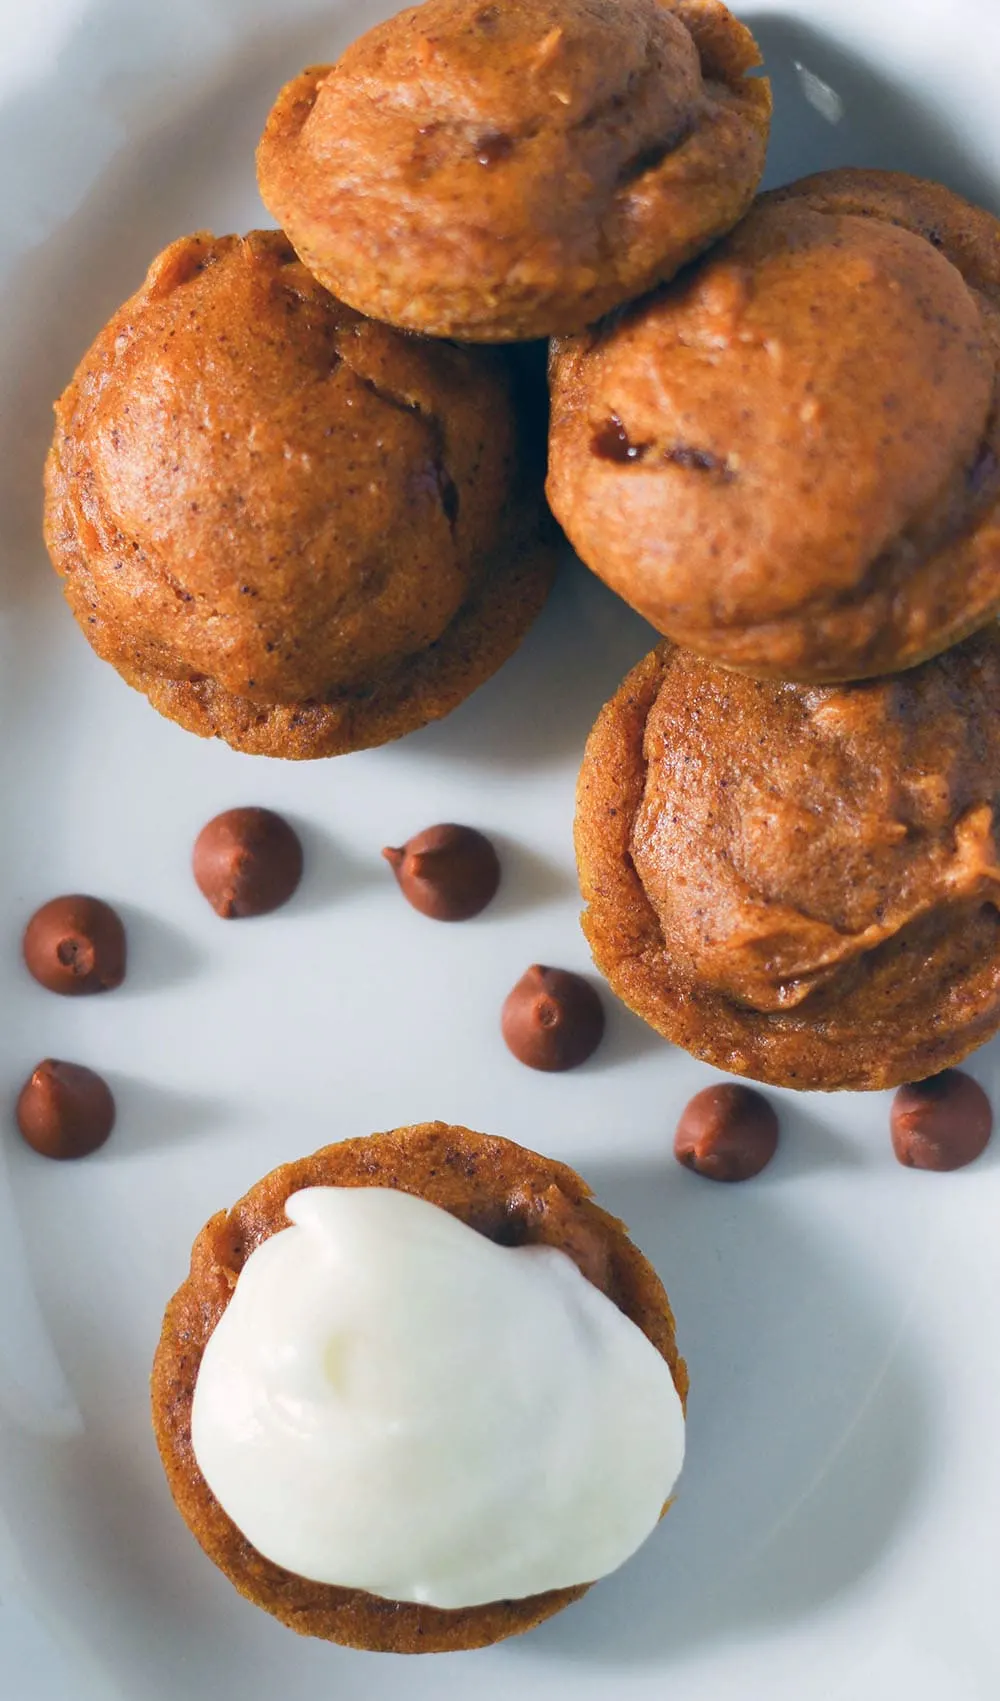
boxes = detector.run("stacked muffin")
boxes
[43,0,770,758]
[560,171,1000,1090]
[42,0,1000,1098]
[43,230,555,759]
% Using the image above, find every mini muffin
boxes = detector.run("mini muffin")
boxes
[43,231,555,759]
[256,0,771,342]
[575,633,1000,1091]
[152,1123,687,1653]
[549,169,1000,682]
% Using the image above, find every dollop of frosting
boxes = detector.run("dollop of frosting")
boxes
[191,1186,684,1608]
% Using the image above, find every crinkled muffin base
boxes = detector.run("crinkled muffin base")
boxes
[575,645,1000,1091]
[83,525,557,759]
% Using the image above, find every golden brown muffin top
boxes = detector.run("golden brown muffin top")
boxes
[549,169,1000,681]
[45,230,520,705]
[257,0,770,339]
[152,1123,686,1653]
[575,635,1000,1090]
[634,643,1000,1014]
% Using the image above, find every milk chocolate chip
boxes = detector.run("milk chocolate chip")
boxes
[22,895,126,996]
[193,808,303,918]
[674,1083,779,1182]
[502,966,605,1072]
[382,823,500,921]
[16,1060,116,1159]
[890,1070,992,1171]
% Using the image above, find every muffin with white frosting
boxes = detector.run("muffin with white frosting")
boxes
[151,1122,687,1652]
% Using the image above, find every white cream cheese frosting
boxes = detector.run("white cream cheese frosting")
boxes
[191,1185,684,1608]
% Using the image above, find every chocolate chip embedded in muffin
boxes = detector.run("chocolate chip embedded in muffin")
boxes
[575,633,1000,1091]
[890,1071,992,1171]
[193,808,303,919]
[151,1122,687,1653]
[674,1084,778,1181]
[22,895,126,996]
[502,965,605,1071]
[256,0,771,340]
[549,168,1000,682]
[16,1060,116,1159]
[382,824,500,920]
[43,230,555,760]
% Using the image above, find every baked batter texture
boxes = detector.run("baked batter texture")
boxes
[550,170,1000,682]
[575,634,1000,1090]
[257,0,770,340]
[44,231,554,757]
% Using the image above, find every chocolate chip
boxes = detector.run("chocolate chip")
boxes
[383,824,500,921]
[22,895,126,996]
[591,413,649,463]
[476,131,513,167]
[664,444,733,479]
[16,1060,115,1159]
[890,1070,992,1171]
[502,965,605,1071]
[674,1083,779,1182]
[193,808,303,918]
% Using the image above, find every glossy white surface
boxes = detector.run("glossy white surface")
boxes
[192,1186,684,1605]
[0,0,998,1696]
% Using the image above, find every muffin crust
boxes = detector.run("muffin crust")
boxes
[257,0,771,341]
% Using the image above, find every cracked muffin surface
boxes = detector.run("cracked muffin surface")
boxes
[43,230,554,758]
[256,0,771,341]
[549,169,1000,681]
[151,1121,687,1652]
[575,632,1000,1091]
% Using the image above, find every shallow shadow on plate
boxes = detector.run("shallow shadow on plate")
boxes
[282,818,381,918]
[0,1417,316,1701]
[749,12,1000,209]
[772,1099,871,1176]
[588,992,673,1073]
[519,1157,930,1667]
[488,837,578,922]
[114,905,207,996]
[102,1075,229,1155]
[407,559,657,774]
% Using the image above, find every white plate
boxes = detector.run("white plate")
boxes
[2,1,999,1696]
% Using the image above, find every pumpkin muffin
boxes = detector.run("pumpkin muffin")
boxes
[256,0,771,341]
[575,633,1000,1091]
[43,231,555,759]
[151,1123,687,1653]
[549,169,1000,682]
